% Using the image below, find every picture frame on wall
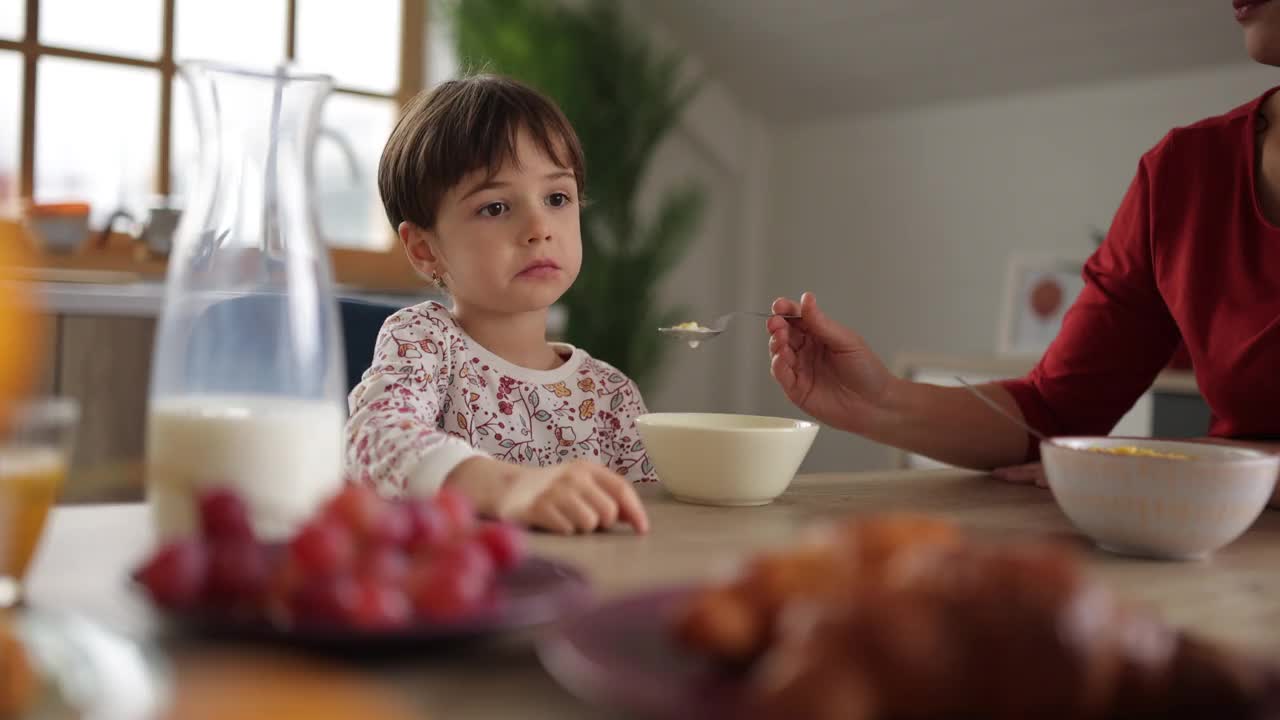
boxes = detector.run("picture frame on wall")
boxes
[997,253,1088,356]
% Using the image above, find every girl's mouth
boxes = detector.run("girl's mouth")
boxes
[517,260,562,279]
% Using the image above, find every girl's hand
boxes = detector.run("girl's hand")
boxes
[447,457,650,534]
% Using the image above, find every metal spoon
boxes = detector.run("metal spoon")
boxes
[659,311,800,348]
[954,377,1048,441]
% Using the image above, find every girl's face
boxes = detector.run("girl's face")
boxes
[403,127,584,317]
[1237,0,1280,65]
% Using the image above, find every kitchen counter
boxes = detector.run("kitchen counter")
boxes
[894,351,1199,394]
[30,279,568,331]
[33,280,429,318]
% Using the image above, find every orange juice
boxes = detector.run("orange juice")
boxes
[0,447,65,581]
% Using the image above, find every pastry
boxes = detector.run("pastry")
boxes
[674,515,1280,720]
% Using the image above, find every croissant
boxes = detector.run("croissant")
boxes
[675,514,961,665]
[674,515,1280,720]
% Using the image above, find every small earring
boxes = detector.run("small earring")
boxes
[430,271,445,289]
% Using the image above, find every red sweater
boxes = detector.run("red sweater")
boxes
[1002,87,1280,459]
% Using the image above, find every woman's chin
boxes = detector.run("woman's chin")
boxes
[1244,29,1280,66]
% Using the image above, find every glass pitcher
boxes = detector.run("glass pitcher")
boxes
[146,61,345,542]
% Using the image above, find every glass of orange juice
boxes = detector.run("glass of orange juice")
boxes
[0,397,78,607]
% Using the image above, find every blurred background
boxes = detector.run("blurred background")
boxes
[0,0,1265,490]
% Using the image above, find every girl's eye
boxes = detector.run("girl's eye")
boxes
[547,192,572,208]
[478,202,508,218]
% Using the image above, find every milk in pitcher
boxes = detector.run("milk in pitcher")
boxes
[147,394,344,541]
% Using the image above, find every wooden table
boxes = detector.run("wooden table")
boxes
[25,470,1280,718]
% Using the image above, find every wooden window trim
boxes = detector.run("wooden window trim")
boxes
[2,0,427,293]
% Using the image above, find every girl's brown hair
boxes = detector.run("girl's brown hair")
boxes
[377,74,586,230]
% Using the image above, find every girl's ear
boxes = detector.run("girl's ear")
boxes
[399,221,443,276]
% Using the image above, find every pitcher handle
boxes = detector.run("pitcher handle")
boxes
[97,208,137,249]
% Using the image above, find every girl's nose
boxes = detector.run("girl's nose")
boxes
[524,210,552,244]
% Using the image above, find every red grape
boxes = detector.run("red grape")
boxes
[289,574,360,625]
[473,522,525,571]
[412,566,490,621]
[367,502,414,549]
[263,557,304,622]
[435,539,495,584]
[405,500,449,551]
[205,538,269,603]
[412,576,465,620]
[288,520,356,577]
[361,545,410,586]
[135,540,208,610]
[410,539,495,621]
[325,484,387,537]
[352,577,412,630]
[435,487,477,536]
[198,488,254,541]
[143,483,525,629]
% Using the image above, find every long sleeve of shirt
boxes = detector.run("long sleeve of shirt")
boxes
[345,302,658,495]
[1001,87,1280,458]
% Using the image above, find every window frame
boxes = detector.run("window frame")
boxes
[0,0,427,288]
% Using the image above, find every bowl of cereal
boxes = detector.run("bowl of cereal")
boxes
[635,413,818,507]
[1040,437,1279,560]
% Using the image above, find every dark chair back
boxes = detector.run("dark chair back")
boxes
[183,295,403,400]
[338,298,401,394]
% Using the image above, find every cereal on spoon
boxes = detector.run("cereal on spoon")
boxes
[671,321,713,348]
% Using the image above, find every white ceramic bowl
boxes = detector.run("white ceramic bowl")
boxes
[1041,437,1278,560]
[634,413,818,507]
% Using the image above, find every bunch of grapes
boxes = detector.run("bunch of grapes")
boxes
[133,485,525,630]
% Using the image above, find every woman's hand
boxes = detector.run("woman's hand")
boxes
[990,463,1049,488]
[767,292,899,436]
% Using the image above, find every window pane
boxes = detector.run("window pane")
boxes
[0,0,23,41]
[169,76,196,202]
[428,11,459,87]
[314,94,396,250]
[0,53,19,208]
[40,0,162,60]
[35,58,159,228]
[175,0,287,70]
[173,85,395,249]
[296,0,400,94]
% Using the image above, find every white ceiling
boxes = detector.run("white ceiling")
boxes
[639,0,1249,122]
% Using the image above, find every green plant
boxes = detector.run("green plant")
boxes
[448,0,707,389]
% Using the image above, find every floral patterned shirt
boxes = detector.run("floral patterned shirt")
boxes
[346,301,657,497]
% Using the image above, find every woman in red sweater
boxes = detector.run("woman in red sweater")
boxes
[767,0,1280,496]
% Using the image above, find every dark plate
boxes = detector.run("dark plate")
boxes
[151,555,591,652]
[537,586,746,719]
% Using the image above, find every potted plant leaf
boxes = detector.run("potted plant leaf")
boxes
[446,0,708,390]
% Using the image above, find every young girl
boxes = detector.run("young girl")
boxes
[346,74,654,535]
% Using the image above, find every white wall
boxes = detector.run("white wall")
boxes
[639,89,774,418]
[763,61,1280,472]
[621,9,772,418]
